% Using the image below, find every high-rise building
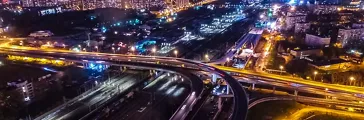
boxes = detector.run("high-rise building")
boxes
[305,34,331,47]
[130,0,165,9]
[22,0,57,7]
[337,28,364,47]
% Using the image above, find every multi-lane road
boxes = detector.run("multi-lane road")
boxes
[0,46,248,120]
[105,73,190,120]
[36,72,144,120]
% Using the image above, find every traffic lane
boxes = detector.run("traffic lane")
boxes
[238,77,360,101]
[107,74,190,120]
[194,63,247,120]
[40,76,130,120]
[107,93,151,120]
[49,75,139,120]
[128,81,190,120]
[106,74,173,120]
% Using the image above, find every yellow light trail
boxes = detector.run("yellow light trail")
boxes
[286,107,364,120]
[211,65,364,95]
[7,55,67,66]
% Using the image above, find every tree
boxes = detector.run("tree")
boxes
[285,59,309,77]
[0,90,24,119]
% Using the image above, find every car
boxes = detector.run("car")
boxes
[137,107,146,112]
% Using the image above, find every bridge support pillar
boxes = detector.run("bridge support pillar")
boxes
[252,83,255,90]
[294,90,298,96]
[212,73,217,84]
[272,86,276,93]
[218,97,222,110]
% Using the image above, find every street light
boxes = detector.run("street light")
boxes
[205,54,209,61]
[279,65,284,75]
[226,58,230,66]
[314,71,318,81]
[95,46,98,52]
[112,47,115,53]
[350,76,355,86]
[152,47,156,56]
[130,46,135,55]
[174,50,178,58]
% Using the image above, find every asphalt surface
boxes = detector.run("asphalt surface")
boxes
[106,73,190,120]
[37,73,142,120]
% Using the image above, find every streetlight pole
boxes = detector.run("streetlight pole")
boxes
[95,46,99,52]
[174,50,178,58]
[279,65,284,75]
[205,54,209,61]
[131,46,135,55]
[350,76,355,86]
[152,47,156,56]
[226,58,230,66]
[314,71,318,81]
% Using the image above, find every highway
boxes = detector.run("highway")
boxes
[212,65,364,95]
[35,73,143,120]
[209,29,262,64]
[105,73,190,120]
[236,77,361,101]
[0,43,247,120]
[249,96,364,110]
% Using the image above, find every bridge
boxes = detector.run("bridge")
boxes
[0,47,248,120]
[209,28,263,64]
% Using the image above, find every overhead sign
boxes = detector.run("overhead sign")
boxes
[39,7,62,16]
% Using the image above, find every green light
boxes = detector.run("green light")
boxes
[268,13,272,17]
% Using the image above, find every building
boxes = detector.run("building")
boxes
[22,0,58,7]
[290,48,322,58]
[7,80,34,102]
[309,5,338,14]
[339,13,352,24]
[0,17,4,34]
[294,22,310,33]
[29,30,54,37]
[352,23,364,28]
[285,15,306,30]
[305,57,353,71]
[337,28,364,47]
[305,34,331,47]
[129,0,165,10]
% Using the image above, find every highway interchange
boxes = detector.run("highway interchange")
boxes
[1,3,364,120]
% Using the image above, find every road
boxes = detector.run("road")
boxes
[288,106,364,120]
[106,73,190,120]
[236,76,361,101]
[209,29,262,64]
[36,73,143,120]
[0,43,248,120]
[249,96,364,110]
[212,65,364,95]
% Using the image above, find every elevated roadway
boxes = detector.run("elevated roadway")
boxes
[0,47,247,120]
[212,65,364,95]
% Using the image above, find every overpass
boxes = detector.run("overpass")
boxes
[249,96,364,109]
[209,28,263,64]
[0,47,248,120]
[212,65,364,95]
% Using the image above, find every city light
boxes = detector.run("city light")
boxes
[174,50,178,57]
[290,6,296,11]
[279,65,284,75]
[259,14,264,19]
[314,71,318,81]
